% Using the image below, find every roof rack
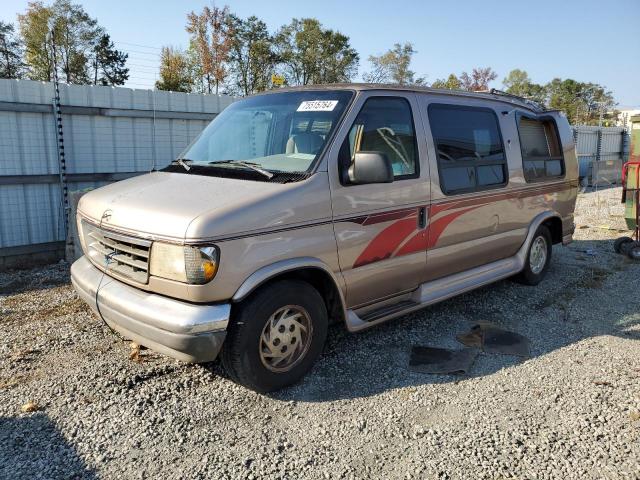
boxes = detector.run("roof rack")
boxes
[484,88,547,113]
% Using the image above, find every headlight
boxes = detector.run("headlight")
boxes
[149,243,219,284]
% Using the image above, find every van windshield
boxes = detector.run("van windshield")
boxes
[180,90,353,174]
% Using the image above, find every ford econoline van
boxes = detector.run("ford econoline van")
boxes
[71,85,578,392]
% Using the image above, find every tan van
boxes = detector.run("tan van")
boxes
[71,85,578,392]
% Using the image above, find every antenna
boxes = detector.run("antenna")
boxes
[150,70,158,172]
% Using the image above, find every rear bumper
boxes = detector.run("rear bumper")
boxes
[71,256,229,363]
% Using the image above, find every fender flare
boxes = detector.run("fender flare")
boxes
[231,257,347,313]
[515,211,563,268]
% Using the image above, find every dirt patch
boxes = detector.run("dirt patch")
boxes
[36,297,88,320]
[537,289,577,310]
[0,371,43,391]
[575,267,612,289]
[1,288,86,324]
[537,266,613,311]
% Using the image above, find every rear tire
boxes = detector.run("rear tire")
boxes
[221,280,328,393]
[614,236,633,254]
[515,225,552,286]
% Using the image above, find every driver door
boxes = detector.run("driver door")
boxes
[327,91,430,308]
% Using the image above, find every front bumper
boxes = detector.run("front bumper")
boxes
[71,256,229,363]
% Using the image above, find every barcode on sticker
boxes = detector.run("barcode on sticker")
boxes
[297,100,338,112]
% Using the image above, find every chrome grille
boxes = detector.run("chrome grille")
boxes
[82,221,151,284]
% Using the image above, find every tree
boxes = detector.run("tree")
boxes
[0,21,24,79]
[502,68,530,96]
[186,4,233,94]
[502,69,546,104]
[156,46,193,92]
[574,82,616,125]
[430,74,461,90]
[18,0,110,84]
[547,78,615,125]
[460,67,498,91]
[275,18,358,86]
[227,15,276,95]
[363,42,425,85]
[49,0,103,83]
[521,82,547,105]
[501,71,617,124]
[92,33,128,85]
[18,1,54,81]
[314,26,358,84]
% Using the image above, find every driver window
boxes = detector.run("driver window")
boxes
[343,97,418,179]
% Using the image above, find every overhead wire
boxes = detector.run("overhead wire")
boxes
[111,39,161,90]
[115,41,162,50]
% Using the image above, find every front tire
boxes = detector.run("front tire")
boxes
[515,225,552,286]
[221,280,328,393]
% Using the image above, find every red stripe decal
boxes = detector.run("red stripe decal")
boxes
[395,229,428,256]
[430,181,575,216]
[395,205,480,258]
[362,208,416,226]
[353,216,417,268]
[347,207,416,226]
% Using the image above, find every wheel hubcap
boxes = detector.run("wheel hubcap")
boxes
[259,305,313,373]
[529,236,548,274]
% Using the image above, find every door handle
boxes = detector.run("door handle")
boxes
[418,207,427,229]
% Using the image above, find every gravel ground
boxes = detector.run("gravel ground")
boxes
[1,186,639,480]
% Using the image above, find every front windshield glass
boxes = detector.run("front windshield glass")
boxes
[181,90,354,173]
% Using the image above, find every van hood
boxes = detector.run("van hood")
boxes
[78,171,331,242]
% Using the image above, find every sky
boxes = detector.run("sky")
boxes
[2,0,639,106]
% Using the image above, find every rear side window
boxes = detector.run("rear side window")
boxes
[428,104,507,195]
[518,117,565,182]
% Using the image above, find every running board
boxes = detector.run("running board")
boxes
[360,300,418,323]
[346,255,523,333]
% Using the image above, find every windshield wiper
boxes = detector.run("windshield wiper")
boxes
[171,158,192,172]
[209,160,274,179]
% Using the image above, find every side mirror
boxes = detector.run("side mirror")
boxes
[348,152,394,185]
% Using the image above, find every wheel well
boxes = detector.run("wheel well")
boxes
[542,216,563,244]
[237,268,345,325]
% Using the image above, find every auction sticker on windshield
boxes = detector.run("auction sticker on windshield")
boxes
[297,100,339,112]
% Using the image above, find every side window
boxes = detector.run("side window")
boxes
[341,97,418,180]
[428,104,507,195]
[518,117,565,182]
